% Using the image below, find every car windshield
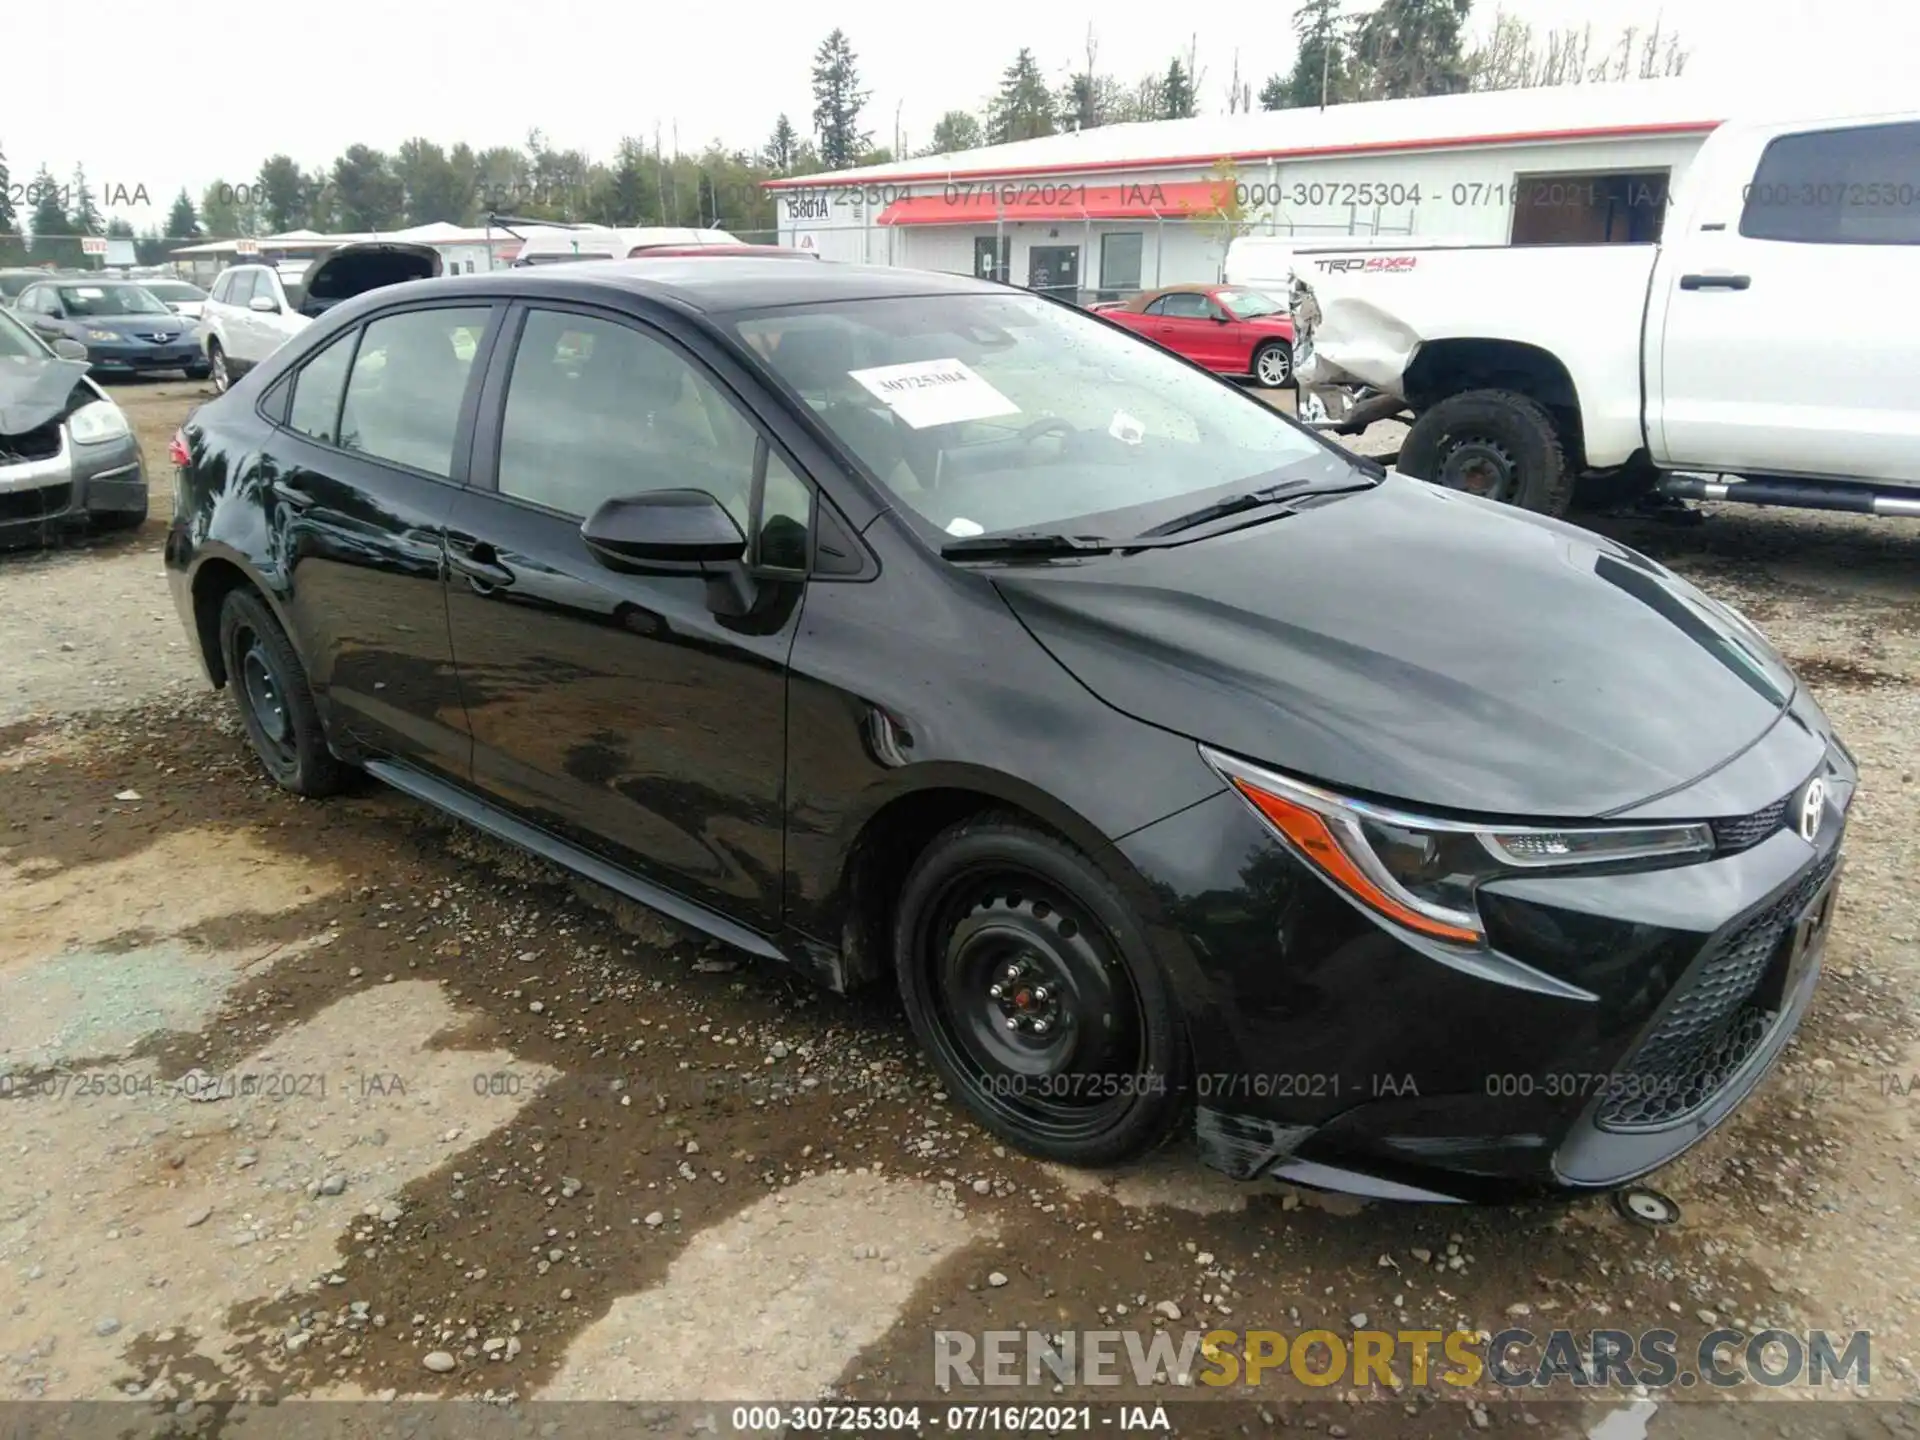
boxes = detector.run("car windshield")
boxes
[1217,287,1284,318]
[0,272,43,299]
[143,281,206,302]
[57,284,171,317]
[0,308,45,358]
[733,291,1352,541]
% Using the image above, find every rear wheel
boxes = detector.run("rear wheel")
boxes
[1397,388,1573,517]
[1252,341,1293,389]
[207,340,229,394]
[218,588,350,796]
[894,815,1188,1166]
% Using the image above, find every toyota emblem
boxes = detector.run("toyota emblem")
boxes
[1797,777,1826,843]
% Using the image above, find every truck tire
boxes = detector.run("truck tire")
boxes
[1398,389,1573,518]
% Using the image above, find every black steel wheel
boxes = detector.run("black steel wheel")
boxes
[217,587,350,796]
[895,815,1188,1165]
[1397,388,1573,517]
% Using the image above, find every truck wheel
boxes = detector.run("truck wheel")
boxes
[1398,389,1573,518]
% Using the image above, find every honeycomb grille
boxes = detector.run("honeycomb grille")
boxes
[1598,855,1834,1131]
[1710,794,1792,854]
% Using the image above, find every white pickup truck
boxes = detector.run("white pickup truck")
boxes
[1281,105,1920,520]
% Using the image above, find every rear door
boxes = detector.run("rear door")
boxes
[266,300,502,775]
[443,301,811,932]
[1652,116,1920,482]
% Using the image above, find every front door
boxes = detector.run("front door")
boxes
[270,301,497,777]
[444,302,809,931]
[1652,117,1920,483]
[1143,290,1228,369]
[974,236,1011,282]
[1026,245,1080,302]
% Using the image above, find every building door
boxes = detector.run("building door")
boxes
[1026,245,1080,302]
[973,236,1010,282]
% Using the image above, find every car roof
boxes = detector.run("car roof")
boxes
[361,257,1003,317]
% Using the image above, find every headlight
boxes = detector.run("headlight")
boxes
[1202,747,1713,945]
[67,399,131,446]
[84,327,120,342]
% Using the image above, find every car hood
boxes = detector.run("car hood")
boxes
[991,475,1797,819]
[0,356,91,432]
[72,314,188,339]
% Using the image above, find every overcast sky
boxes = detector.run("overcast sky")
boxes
[8,0,1917,228]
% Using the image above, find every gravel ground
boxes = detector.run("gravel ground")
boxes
[0,382,1913,1437]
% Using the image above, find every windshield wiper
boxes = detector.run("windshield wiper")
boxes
[1136,469,1382,540]
[940,532,1117,559]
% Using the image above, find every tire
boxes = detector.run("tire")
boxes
[217,587,350,797]
[893,813,1189,1166]
[1252,341,1293,389]
[1397,388,1573,517]
[207,340,230,394]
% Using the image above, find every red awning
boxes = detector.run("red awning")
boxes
[876,180,1232,227]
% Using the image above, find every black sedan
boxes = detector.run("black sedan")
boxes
[162,258,1854,1202]
[15,279,209,379]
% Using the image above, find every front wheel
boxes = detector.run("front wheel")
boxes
[894,815,1189,1166]
[206,340,230,394]
[1397,388,1573,517]
[218,588,350,796]
[1252,341,1293,389]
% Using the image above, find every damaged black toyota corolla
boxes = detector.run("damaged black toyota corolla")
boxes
[163,260,1854,1202]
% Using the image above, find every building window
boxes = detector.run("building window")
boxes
[1509,170,1670,246]
[1100,232,1144,293]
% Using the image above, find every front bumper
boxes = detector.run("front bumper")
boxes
[83,340,205,373]
[1117,701,1856,1202]
[0,424,148,542]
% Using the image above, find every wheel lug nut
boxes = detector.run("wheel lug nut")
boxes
[1031,1019,1050,1035]
[1032,986,1049,1002]
[1004,1017,1021,1031]
[1004,965,1020,980]
[988,984,1003,998]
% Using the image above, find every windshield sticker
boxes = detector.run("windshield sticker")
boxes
[944,517,985,537]
[1109,411,1145,445]
[847,358,1019,429]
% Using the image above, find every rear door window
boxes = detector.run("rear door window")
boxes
[1740,121,1920,244]
[338,307,491,478]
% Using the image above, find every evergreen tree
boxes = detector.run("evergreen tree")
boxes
[1161,58,1197,119]
[763,115,801,174]
[165,188,201,239]
[70,164,103,233]
[810,29,871,169]
[986,49,1057,144]
[1350,0,1475,100]
[925,111,984,155]
[0,140,16,238]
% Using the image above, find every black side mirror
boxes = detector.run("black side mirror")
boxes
[581,489,753,614]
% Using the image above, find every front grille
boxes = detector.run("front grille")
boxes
[1710,794,1791,854]
[0,482,71,524]
[1598,854,1834,1131]
[0,422,62,464]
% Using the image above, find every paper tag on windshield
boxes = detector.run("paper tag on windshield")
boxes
[945,517,985,537]
[1109,411,1145,445]
[848,358,1019,429]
